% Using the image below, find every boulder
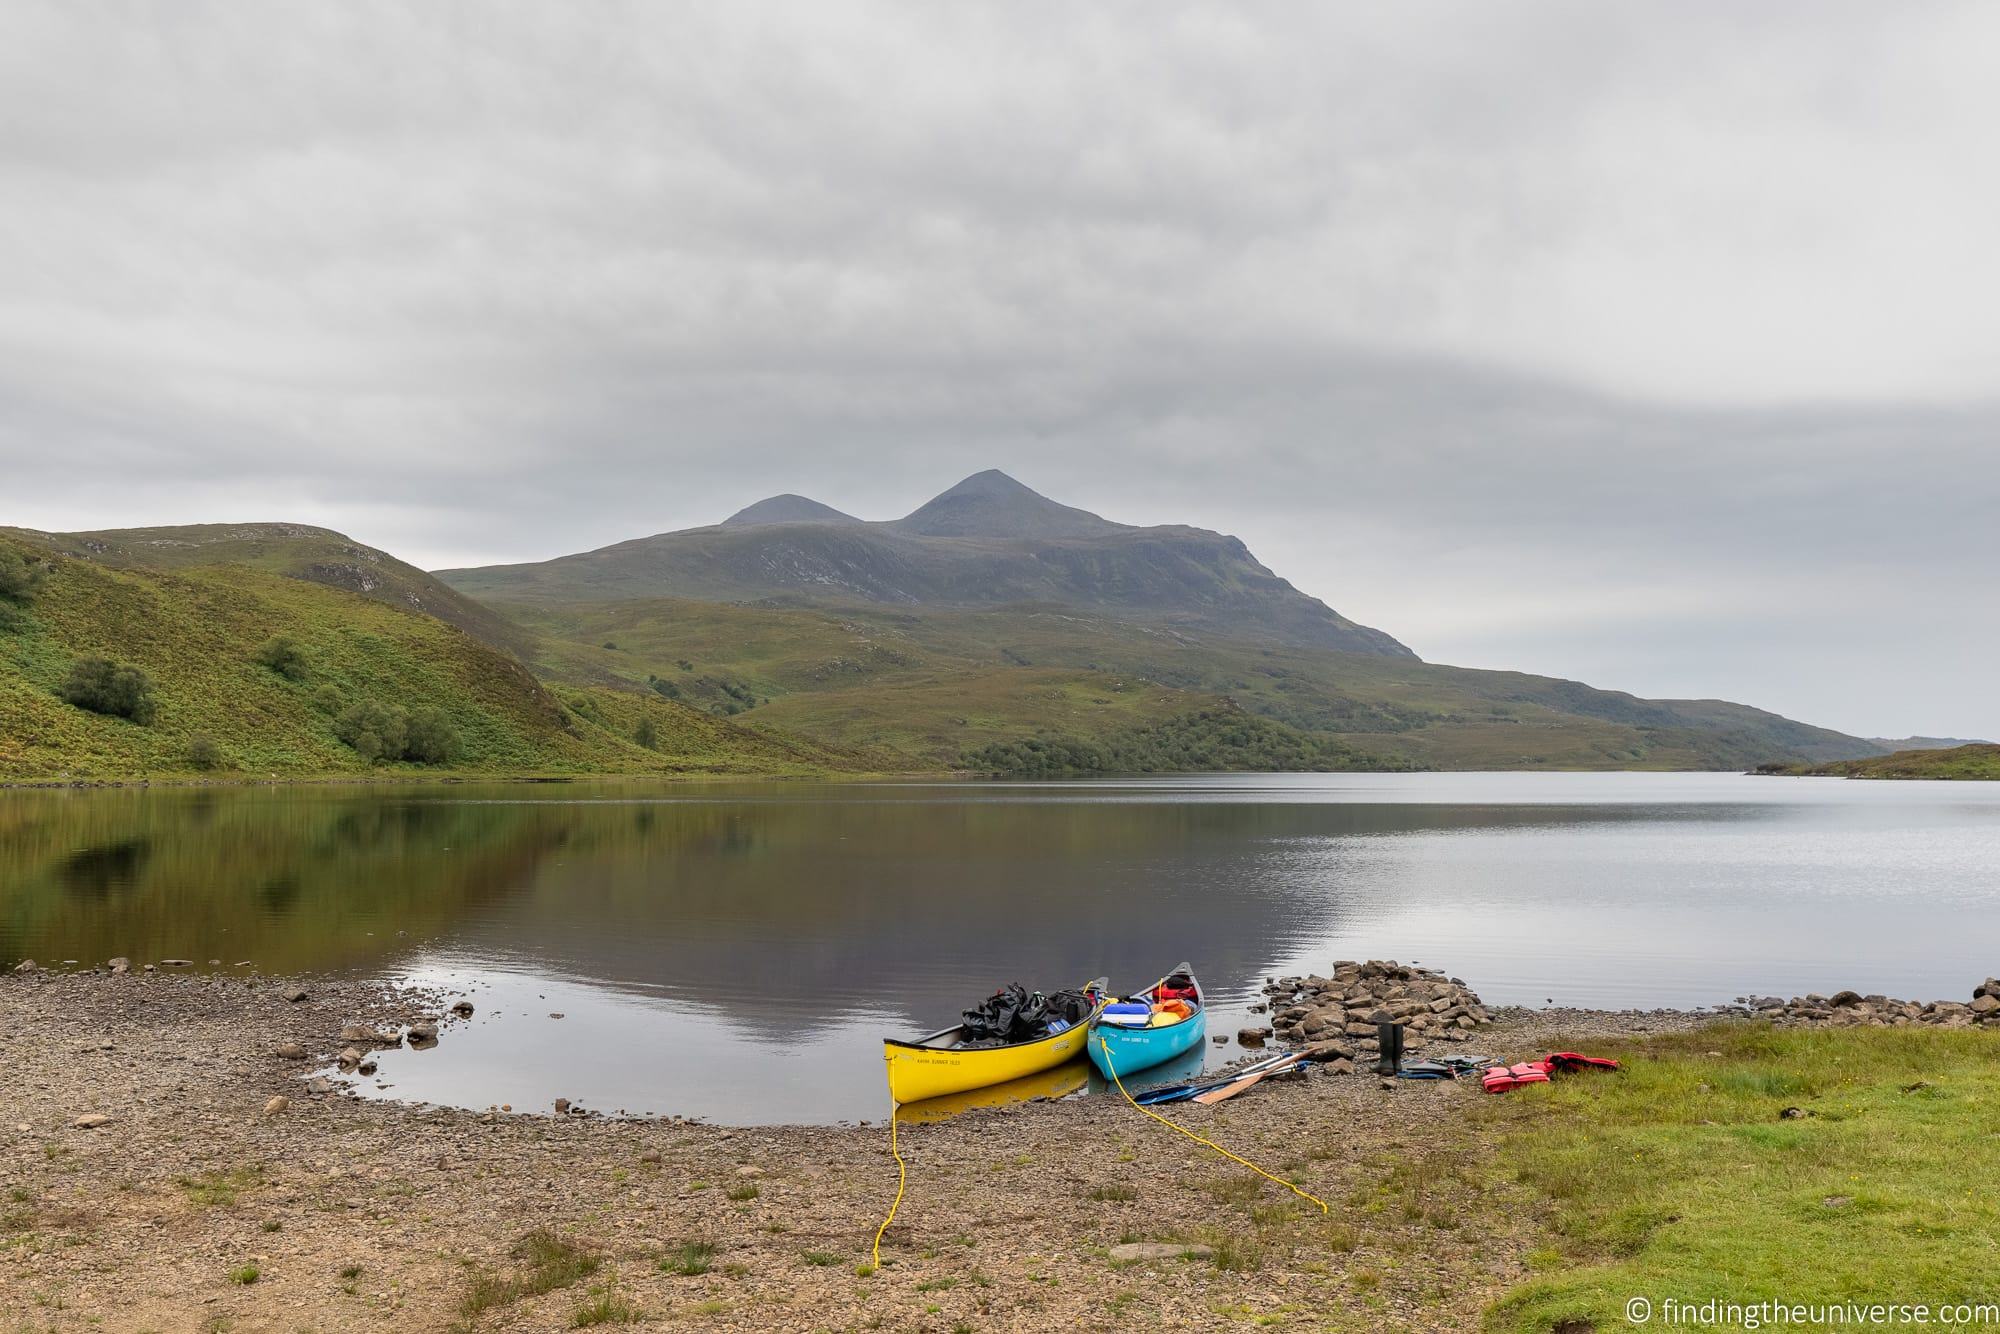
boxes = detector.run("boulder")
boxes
[1236,1027,1271,1047]
[71,1113,113,1129]
[1971,995,2000,1017]
[108,958,131,975]
[1829,990,1863,1008]
[1300,1040,1354,1062]
[553,1098,571,1114]
[337,1046,364,1067]
[12,960,36,973]
[161,959,193,968]
[451,1000,475,1018]
[283,987,309,1003]
[262,1096,290,1117]
[273,1042,307,1060]
[1977,978,2000,1001]
[306,1076,333,1096]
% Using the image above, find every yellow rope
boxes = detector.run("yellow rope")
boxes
[1097,1034,1329,1214]
[871,1101,906,1268]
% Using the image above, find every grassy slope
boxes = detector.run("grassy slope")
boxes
[0,538,854,781]
[1759,743,2000,780]
[7,523,533,658]
[503,596,1876,770]
[1487,1024,2000,1330]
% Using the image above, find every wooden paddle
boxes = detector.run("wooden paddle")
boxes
[1190,1055,1307,1106]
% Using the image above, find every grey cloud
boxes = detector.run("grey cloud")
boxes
[2,1,1995,737]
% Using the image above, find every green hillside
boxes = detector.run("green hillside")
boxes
[502,596,1879,771]
[7,522,531,657]
[1756,743,2000,780]
[0,536,854,782]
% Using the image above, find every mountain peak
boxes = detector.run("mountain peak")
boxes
[894,470,1125,539]
[721,494,861,528]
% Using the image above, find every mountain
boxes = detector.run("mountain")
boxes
[0,531,856,781]
[1758,743,2000,781]
[721,495,861,528]
[891,468,1124,539]
[7,522,530,658]
[440,471,1415,658]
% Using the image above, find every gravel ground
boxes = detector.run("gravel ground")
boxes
[0,970,1715,1332]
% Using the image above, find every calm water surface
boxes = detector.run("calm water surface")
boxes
[3,772,1996,1123]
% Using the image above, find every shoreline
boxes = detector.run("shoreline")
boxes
[2,966,1711,1331]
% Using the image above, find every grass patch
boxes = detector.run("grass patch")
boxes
[176,1169,261,1209]
[660,1239,716,1276]
[1086,1184,1137,1202]
[227,1264,259,1285]
[458,1229,599,1323]
[800,1250,840,1267]
[570,1287,644,1326]
[1487,1024,2000,1332]
[725,1183,759,1201]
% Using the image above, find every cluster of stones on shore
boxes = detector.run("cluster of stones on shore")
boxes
[1236,960,1494,1073]
[1726,979,2000,1028]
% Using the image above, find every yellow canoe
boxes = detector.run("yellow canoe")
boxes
[893,1059,1089,1124]
[883,978,1107,1104]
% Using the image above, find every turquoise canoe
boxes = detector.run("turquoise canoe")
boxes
[1088,963,1208,1082]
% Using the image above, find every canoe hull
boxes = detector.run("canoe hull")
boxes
[885,1022,1094,1104]
[1088,1008,1208,1080]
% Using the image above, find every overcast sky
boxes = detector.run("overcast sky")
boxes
[4,2,1996,740]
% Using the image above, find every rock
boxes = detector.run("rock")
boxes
[1977,978,2000,1001]
[638,1150,662,1165]
[12,959,36,973]
[71,1113,113,1129]
[1970,995,2000,1016]
[1236,1027,1271,1046]
[306,1077,333,1096]
[1829,990,1863,1008]
[160,959,194,967]
[1780,1106,1810,1119]
[273,1042,307,1060]
[407,1021,439,1043]
[108,957,130,975]
[1323,1058,1356,1075]
[143,964,155,972]
[262,1096,290,1117]
[1212,1035,1228,1045]
[735,1165,763,1178]
[1300,1040,1354,1062]
[356,1059,377,1076]
[553,1098,571,1114]
[451,1001,475,1017]
[283,987,309,1003]
[1107,1242,1212,1263]
[337,1046,363,1067]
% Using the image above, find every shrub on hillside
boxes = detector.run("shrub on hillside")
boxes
[253,636,311,681]
[0,548,45,603]
[60,657,158,724]
[403,707,462,765]
[186,735,224,770]
[310,684,344,714]
[334,701,409,763]
[635,717,659,750]
[960,710,1409,778]
[333,700,462,765]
